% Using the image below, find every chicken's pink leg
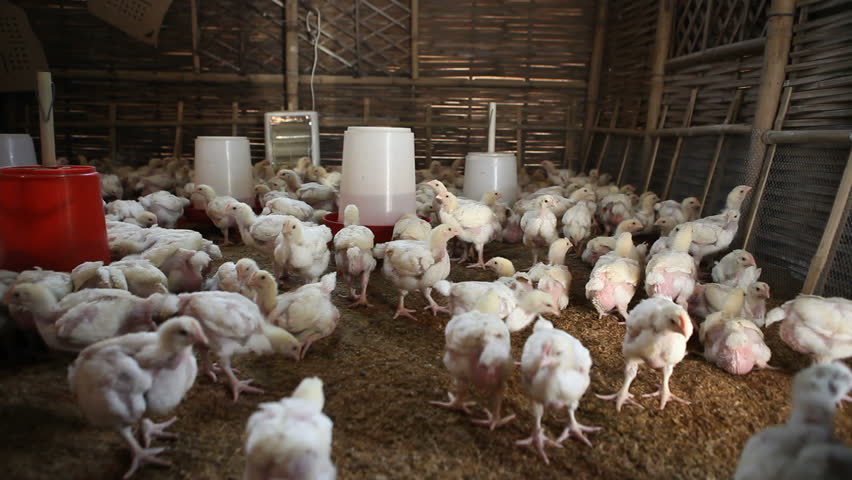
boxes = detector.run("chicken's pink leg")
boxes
[221,228,233,246]
[471,389,515,430]
[141,417,178,448]
[119,426,170,479]
[423,287,450,316]
[516,402,561,464]
[350,270,373,307]
[393,291,417,320]
[221,358,264,402]
[555,407,601,447]
[642,364,690,410]
[465,243,488,269]
[596,359,643,412]
[430,383,476,415]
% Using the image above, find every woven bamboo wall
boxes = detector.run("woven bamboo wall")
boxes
[7,0,594,167]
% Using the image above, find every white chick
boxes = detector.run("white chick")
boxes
[105,259,170,297]
[516,319,598,464]
[273,215,333,283]
[431,291,515,430]
[580,218,644,265]
[598,296,693,411]
[68,316,208,478]
[655,196,701,225]
[138,191,190,229]
[194,184,239,245]
[392,213,432,241]
[204,258,259,301]
[373,224,458,319]
[5,269,72,331]
[251,271,340,360]
[654,217,678,237]
[278,169,337,211]
[734,362,852,480]
[527,238,574,310]
[175,291,301,400]
[503,290,563,333]
[71,261,129,291]
[106,200,158,228]
[599,192,634,234]
[481,191,510,231]
[586,233,642,322]
[229,202,292,256]
[142,244,212,293]
[711,249,758,287]
[688,209,742,264]
[244,377,336,480]
[561,200,595,251]
[634,192,659,233]
[100,173,124,200]
[689,281,771,325]
[699,289,772,375]
[261,196,314,221]
[432,188,498,268]
[308,165,342,190]
[484,257,534,295]
[520,195,559,264]
[645,224,696,308]
[3,284,176,352]
[254,184,292,208]
[334,205,376,307]
[765,295,852,363]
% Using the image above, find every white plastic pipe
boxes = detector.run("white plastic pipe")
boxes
[37,72,56,167]
[487,102,496,153]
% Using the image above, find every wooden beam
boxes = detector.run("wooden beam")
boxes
[803,147,852,293]
[285,0,299,110]
[411,0,419,80]
[563,99,577,169]
[666,37,766,71]
[581,109,603,171]
[583,0,608,160]
[425,104,432,163]
[231,101,239,136]
[616,103,641,186]
[700,89,744,215]
[662,88,699,199]
[173,100,184,159]
[190,0,200,73]
[642,104,669,193]
[642,0,675,167]
[52,69,586,89]
[595,97,621,172]
[764,129,852,144]
[516,106,525,165]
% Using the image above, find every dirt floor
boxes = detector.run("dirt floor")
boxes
[1,223,851,480]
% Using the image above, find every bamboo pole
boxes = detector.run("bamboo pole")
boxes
[190,0,200,73]
[52,69,586,89]
[616,102,641,186]
[37,72,56,167]
[108,103,117,166]
[642,104,669,193]
[285,0,299,110]
[425,104,432,163]
[700,89,744,215]
[641,0,675,168]
[743,87,793,249]
[516,106,525,165]
[595,97,621,172]
[764,130,852,144]
[802,147,852,293]
[411,0,419,80]
[662,88,699,199]
[581,110,602,172]
[666,37,766,71]
[231,101,239,136]
[583,0,608,158]
[173,101,184,159]
[701,0,713,51]
[563,99,577,169]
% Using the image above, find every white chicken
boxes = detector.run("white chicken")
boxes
[5,268,72,331]
[333,205,376,307]
[586,233,642,322]
[138,191,190,229]
[432,187,498,268]
[250,271,340,360]
[655,197,701,225]
[645,224,696,308]
[733,362,852,480]
[598,296,693,411]
[527,238,574,310]
[765,295,852,363]
[106,200,158,228]
[243,377,336,480]
[689,281,770,325]
[104,259,170,297]
[139,244,212,293]
[278,169,337,211]
[520,195,559,264]
[100,173,124,200]
[229,202,291,256]
[561,200,595,251]
[688,209,742,264]
[580,218,644,265]
[373,224,458,319]
[633,192,659,233]
[392,213,432,241]
[599,192,634,234]
[260,196,314,221]
[430,291,515,430]
[273,215,333,283]
[699,289,772,375]
[205,259,260,302]
[71,260,129,291]
[516,319,598,464]
[68,316,208,478]
[175,291,301,400]
[194,184,239,245]
[711,249,759,287]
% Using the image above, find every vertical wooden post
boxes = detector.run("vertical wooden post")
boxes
[516,106,524,165]
[231,101,239,136]
[700,89,744,215]
[582,0,608,161]
[595,97,621,171]
[641,0,675,167]
[285,0,300,110]
[425,104,433,163]
[662,88,698,199]
[562,99,577,169]
[616,101,642,185]
[108,103,117,166]
[363,97,371,122]
[411,0,419,80]
[173,101,184,160]
[190,0,200,73]
[642,104,669,193]
[581,110,602,172]
[803,147,852,294]
[37,72,56,167]
[701,0,713,51]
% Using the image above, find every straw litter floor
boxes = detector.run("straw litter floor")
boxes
[1,225,850,480]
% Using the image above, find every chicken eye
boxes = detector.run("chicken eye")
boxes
[178,328,188,336]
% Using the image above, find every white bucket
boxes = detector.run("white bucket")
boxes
[339,126,417,226]
[463,152,519,205]
[0,134,37,168]
[194,136,254,205]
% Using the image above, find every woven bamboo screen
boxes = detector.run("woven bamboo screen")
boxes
[9,0,594,168]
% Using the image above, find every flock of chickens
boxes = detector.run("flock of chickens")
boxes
[1,154,851,479]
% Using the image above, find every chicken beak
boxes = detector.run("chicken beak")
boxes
[549,305,561,316]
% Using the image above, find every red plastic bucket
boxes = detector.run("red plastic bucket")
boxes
[0,166,110,272]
